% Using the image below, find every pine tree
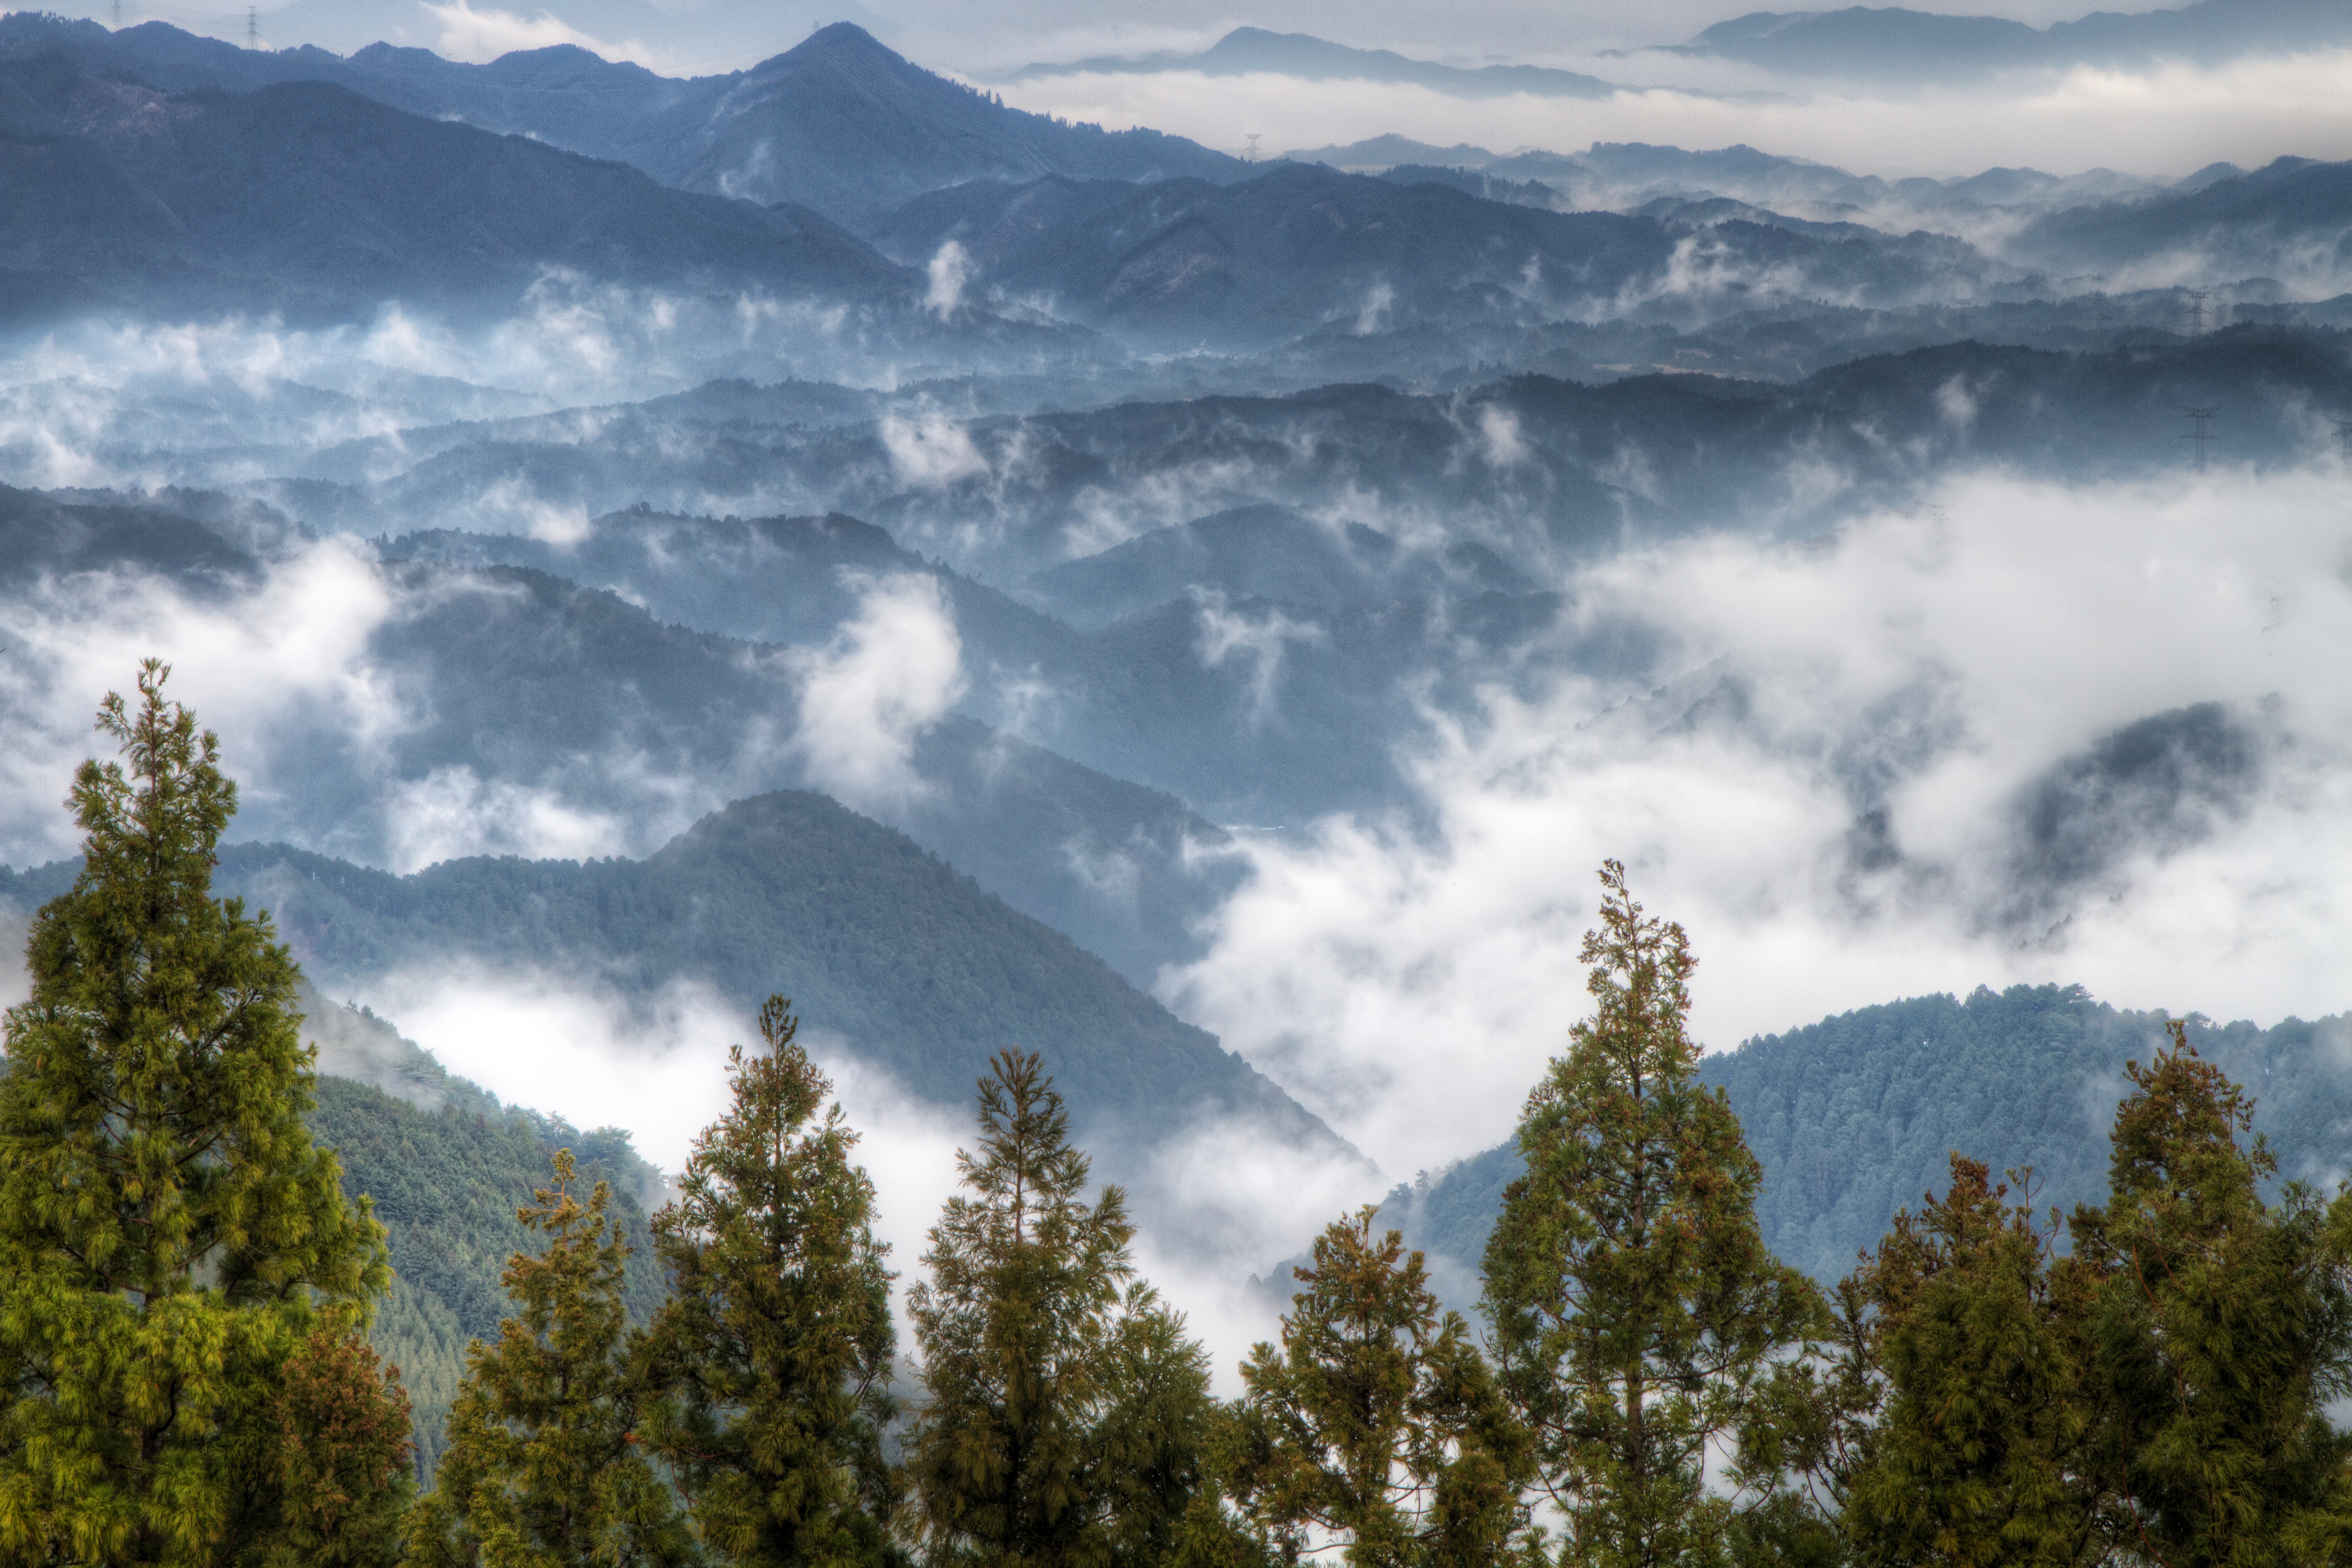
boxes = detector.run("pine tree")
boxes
[0,660,401,1567]
[633,996,899,1567]
[404,1150,695,1568]
[264,1328,418,1568]
[1224,1208,1531,1568]
[2069,1023,2352,1566]
[1841,1156,2100,1568]
[1480,861,1824,1568]
[902,1049,1215,1566]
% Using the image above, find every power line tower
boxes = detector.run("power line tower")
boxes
[246,5,257,47]
[111,0,121,27]
[1243,132,1261,164]
[2332,416,2352,459]
[2089,295,2112,335]
[2182,405,2217,473]
[2182,287,2211,336]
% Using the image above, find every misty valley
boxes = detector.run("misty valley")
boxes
[5,0,2352,1560]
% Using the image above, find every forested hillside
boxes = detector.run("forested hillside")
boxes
[1381,982,2352,1294]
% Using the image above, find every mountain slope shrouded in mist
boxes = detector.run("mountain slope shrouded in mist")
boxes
[1674,0,2352,82]
[1009,26,1617,99]
[196,793,1333,1153]
[1375,985,2352,1303]
[0,14,1242,227]
[0,51,910,319]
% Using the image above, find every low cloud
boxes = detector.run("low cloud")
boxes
[1165,465,2352,1180]
[1002,49,2352,182]
[420,0,662,68]
[787,572,967,814]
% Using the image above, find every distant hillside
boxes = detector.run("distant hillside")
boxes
[0,50,908,319]
[1374,984,2352,1304]
[0,486,1235,985]
[1672,0,2351,82]
[863,163,1681,345]
[1011,27,1616,99]
[2010,156,2352,276]
[201,792,1333,1156]
[380,505,1547,826]
[0,15,1244,226]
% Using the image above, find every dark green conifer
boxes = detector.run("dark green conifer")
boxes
[1842,1156,2100,1567]
[902,1049,1215,1565]
[0,661,400,1566]
[1224,1208,1531,1568]
[634,996,899,1567]
[2070,1023,2352,1565]
[403,1150,694,1568]
[1480,862,1823,1568]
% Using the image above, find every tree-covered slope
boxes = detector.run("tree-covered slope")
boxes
[186,791,1334,1153]
[1380,984,2352,1294]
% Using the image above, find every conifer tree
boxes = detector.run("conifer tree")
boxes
[2068,1023,2352,1565]
[1480,861,1823,1568]
[1841,1156,2100,1568]
[903,1049,1216,1566]
[1224,1208,1531,1568]
[634,996,899,1567]
[404,1150,695,1568]
[0,660,402,1567]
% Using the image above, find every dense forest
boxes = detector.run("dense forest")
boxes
[10,667,2352,1567]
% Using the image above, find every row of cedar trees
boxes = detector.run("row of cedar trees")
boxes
[5,669,2352,1568]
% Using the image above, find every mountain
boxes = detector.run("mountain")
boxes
[1671,0,2352,82]
[0,50,908,320]
[1010,26,1617,100]
[1024,503,1532,629]
[0,486,1238,985]
[378,503,1546,830]
[0,15,1244,227]
[188,793,1337,1156]
[862,163,1682,346]
[1369,983,2352,1306]
[2009,155,2352,276]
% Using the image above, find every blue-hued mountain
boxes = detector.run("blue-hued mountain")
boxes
[0,484,1235,985]
[0,792,1342,1160]
[1009,27,1616,100]
[1669,0,2351,82]
[863,164,1681,347]
[2010,156,2352,277]
[1363,984,2352,1307]
[0,50,907,320]
[0,14,1243,225]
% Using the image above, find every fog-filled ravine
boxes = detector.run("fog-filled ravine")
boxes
[7,0,2352,1455]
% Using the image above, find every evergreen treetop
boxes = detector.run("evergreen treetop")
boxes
[904,1049,1215,1566]
[1481,861,1823,1568]
[0,659,397,1566]
[635,995,900,1567]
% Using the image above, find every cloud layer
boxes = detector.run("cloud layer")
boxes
[1166,465,2352,1177]
[1004,49,2352,179]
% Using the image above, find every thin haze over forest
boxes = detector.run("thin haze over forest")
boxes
[4,0,2352,1393]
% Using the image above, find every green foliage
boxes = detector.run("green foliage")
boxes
[309,1072,666,1484]
[0,661,398,1567]
[903,1049,1216,1566]
[2070,1024,2352,1566]
[263,1328,417,1568]
[634,995,900,1567]
[1480,861,1825,1568]
[1841,1156,2099,1567]
[1225,1207,1530,1568]
[403,1150,695,1568]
